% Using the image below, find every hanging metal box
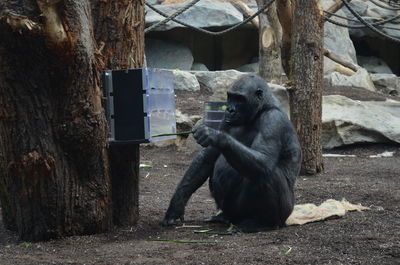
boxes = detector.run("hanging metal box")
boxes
[103,68,176,144]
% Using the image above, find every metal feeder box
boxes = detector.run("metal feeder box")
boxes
[103,68,176,144]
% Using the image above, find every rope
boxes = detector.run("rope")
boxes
[324,11,400,30]
[145,0,400,41]
[369,0,400,10]
[325,16,400,31]
[145,0,202,33]
[145,0,276,36]
[340,0,400,43]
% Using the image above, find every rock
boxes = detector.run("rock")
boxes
[147,0,163,4]
[236,62,259,73]
[151,110,201,148]
[370,73,400,96]
[322,95,400,148]
[173,70,200,91]
[343,0,400,39]
[268,84,290,117]
[357,56,393,74]
[382,22,400,39]
[191,70,246,101]
[191,62,209,71]
[145,38,194,70]
[325,67,376,91]
[175,109,201,132]
[145,0,243,31]
[322,0,358,74]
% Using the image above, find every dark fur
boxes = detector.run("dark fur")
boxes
[162,74,302,232]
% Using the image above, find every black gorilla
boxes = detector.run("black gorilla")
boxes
[162,74,302,232]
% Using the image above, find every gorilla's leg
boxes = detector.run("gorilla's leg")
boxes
[229,219,279,233]
[204,210,230,224]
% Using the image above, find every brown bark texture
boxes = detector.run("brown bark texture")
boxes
[0,0,144,241]
[276,0,294,79]
[256,0,282,83]
[289,0,324,175]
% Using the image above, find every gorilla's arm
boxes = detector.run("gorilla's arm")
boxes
[218,111,282,180]
[195,109,298,183]
[162,146,220,225]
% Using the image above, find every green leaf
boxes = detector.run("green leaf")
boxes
[175,224,204,229]
[21,242,32,248]
[285,246,293,255]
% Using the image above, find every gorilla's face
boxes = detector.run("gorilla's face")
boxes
[225,89,262,126]
[225,91,248,125]
[224,75,271,126]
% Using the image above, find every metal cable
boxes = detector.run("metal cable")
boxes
[369,0,400,10]
[340,0,400,42]
[145,0,202,33]
[145,0,276,35]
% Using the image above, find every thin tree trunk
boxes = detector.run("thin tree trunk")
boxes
[0,0,144,241]
[256,0,282,83]
[276,0,294,79]
[93,0,144,227]
[290,0,324,175]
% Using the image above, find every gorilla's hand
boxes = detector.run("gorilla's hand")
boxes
[193,124,221,147]
[161,203,185,226]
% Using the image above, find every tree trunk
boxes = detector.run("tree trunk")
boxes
[276,0,294,79]
[290,0,324,175]
[93,0,144,227]
[0,0,144,241]
[256,0,282,83]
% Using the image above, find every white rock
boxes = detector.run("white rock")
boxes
[370,73,400,96]
[145,0,243,31]
[173,70,200,91]
[325,68,376,91]
[322,95,400,148]
[191,70,246,101]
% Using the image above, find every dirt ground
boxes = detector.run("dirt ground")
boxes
[0,88,399,265]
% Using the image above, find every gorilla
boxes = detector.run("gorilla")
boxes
[162,74,302,232]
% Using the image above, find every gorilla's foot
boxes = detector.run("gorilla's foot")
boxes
[232,219,278,233]
[204,211,230,224]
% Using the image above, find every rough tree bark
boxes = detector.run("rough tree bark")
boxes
[276,0,294,79]
[256,0,282,83]
[0,0,144,241]
[290,0,324,174]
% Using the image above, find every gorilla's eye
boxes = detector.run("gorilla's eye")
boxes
[255,89,263,99]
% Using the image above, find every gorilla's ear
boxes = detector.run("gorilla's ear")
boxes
[255,88,263,100]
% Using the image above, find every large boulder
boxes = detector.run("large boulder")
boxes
[324,68,376,91]
[322,0,358,74]
[236,62,259,73]
[191,62,209,71]
[173,70,200,91]
[191,70,246,101]
[370,73,400,96]
[322,95,400,148]
[145,38,194,70]
[145,0,243,31]
[342,0,400,38]
[357,56,394,74]
[268,84,290,117]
